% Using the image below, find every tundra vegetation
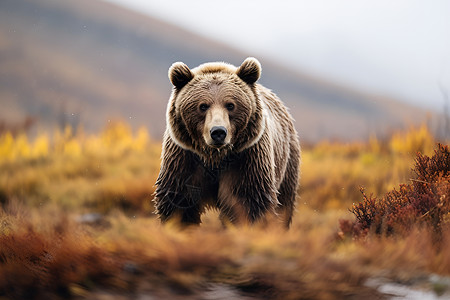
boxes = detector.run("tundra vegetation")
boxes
[0,121,449,299]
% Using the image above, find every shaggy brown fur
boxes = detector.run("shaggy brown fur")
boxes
[154,58,300,227]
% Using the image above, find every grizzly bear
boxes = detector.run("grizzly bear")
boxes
[154,57,300,228]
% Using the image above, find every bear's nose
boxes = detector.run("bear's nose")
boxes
[210,126,227,144]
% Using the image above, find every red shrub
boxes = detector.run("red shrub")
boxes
[341,143,450,238]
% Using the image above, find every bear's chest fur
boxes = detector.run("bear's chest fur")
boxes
[183,152,239,207]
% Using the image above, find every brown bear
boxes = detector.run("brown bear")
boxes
[153,57,300,228]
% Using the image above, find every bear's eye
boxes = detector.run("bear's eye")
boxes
[225,103,235,111]
[199,103,209,112]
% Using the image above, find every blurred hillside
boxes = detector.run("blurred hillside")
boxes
[0,0,431,141]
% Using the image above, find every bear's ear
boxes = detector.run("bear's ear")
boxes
[168,62,194,89]
[236,57,261,85]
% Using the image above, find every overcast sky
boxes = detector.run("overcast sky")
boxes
[103,0,450,111]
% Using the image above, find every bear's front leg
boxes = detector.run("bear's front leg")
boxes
[153,139,203,225]
[218,148,278,225]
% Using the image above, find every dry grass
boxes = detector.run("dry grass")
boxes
[0,121,160,214]
[1,205,379,299]
[0,122,449,299]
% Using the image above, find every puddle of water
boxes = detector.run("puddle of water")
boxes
[366,277,450,300]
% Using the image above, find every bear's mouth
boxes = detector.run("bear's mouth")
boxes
[203,137,227,148]
[208,140,227,148]
[203,137,232,150]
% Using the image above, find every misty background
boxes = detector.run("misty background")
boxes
[103,0,450,110]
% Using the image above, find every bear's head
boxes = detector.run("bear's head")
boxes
[166,57,265,165]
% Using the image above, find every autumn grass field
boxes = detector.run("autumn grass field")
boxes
[0,121,449,299]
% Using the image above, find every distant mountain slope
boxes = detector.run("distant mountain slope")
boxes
[0,0,427,141]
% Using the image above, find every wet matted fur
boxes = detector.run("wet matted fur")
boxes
[154,57,300,228]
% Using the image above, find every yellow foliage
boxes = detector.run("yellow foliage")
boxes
[14,134,31,159]
[101,121,133,149]
[84,135,103,156]
[389,124,434,155]
[369,134,381,154]
[63,138,82,158]
[0,132,14,160]
[0,132,32,161]
[0,121,441,213]
[359,152,377,166]
[53,126,74,154]
[31,134,49,158]
[132,126,149,152]
[300,125,439,210]
[0,120,153,162]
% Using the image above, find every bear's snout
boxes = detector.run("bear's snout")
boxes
[210,126,227,145]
